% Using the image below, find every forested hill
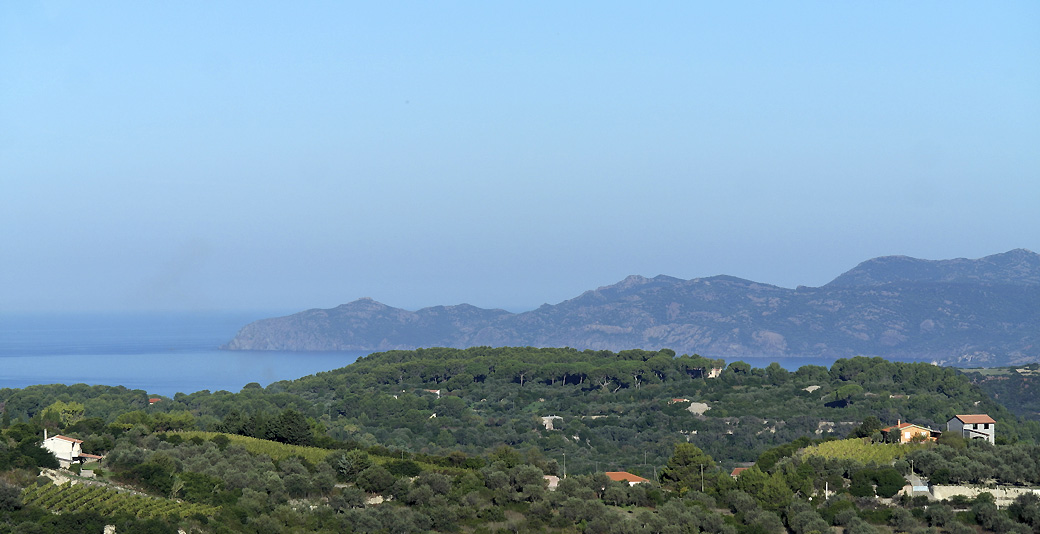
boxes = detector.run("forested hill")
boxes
[5,350,1040,533]
[3,350,1039,470]
[962,364,1040,422]
[225,250,1040,366]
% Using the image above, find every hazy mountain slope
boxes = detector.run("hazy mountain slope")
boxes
[825,249,1040,287]
[224,298,513,351]
[225,250,1040,365]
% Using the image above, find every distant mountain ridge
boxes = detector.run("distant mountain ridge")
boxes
[224,250,1040,366]
[825,248,1040,287]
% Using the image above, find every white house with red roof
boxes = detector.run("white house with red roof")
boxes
[41,431,102,468]
[947,414,996,444]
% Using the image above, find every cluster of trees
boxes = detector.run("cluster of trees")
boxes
[215,407,325,447]
[295,351,1036,457]
[0,417,732,533]
[0,422,59,471]
[963,364,1040,422]
[0,429,1037,534]
[3,352,1039,473]
[906,439,1040,485]
[658,440,908,508]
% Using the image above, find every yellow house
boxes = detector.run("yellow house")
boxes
[881,421,939,443]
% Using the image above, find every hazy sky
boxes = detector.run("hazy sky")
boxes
[3,2,1038,314]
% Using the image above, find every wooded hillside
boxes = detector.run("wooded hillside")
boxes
[4,351,1040,533]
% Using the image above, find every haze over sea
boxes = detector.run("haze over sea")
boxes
[0,312,369,397]
[0,312,943,398]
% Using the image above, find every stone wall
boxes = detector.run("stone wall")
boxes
[930,485,1040,507]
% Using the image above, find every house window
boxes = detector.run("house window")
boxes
[983,423,989,429]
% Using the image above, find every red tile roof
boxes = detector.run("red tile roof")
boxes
[731,467,749,477]
[605,471,649,484]
[881,422,937,433]
[952,414,995,424]
[882,422,926,431]
[49,435,84,444]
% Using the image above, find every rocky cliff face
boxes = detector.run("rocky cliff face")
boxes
[224,250,1040,366]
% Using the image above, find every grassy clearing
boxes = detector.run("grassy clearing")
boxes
[166,431,335,463]
[956,367,1012,376]
[165,432,473,474]
[800,438,922,464]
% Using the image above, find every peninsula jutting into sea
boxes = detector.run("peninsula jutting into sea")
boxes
[225,249,1040,367]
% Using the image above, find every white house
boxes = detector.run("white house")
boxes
[42,433,83,468]
[947,414,996,444]
[41,431,102,468]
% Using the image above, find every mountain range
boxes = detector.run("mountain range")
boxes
[224,249,1040,366]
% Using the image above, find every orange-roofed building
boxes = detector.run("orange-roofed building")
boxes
[731,467,749,478]
[881,421,940,443]
[605,471,650,486]
[947,414,996,444]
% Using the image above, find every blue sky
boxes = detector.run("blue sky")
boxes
[2,2,1038,313]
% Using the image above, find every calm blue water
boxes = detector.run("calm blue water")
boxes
[0,312,369,397]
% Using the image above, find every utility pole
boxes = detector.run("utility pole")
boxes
[700,463,704,493]
[563,452,567,479]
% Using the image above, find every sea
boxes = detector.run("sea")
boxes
[0,312,928,397]
[0,312,370,397]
